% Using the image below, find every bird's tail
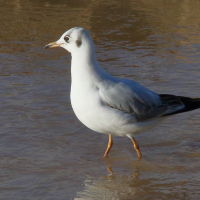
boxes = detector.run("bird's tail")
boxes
[160,94,200,117]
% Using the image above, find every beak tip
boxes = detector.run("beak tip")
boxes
[44,42,60,49]
[44,44,49,49]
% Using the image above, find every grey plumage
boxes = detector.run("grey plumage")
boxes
[99,78,190,121]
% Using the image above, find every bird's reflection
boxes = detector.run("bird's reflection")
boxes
[104,157,141,178]
[106,161,113,175]
[74,159,142,200]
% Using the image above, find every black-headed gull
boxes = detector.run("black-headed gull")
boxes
[45,27,200,158]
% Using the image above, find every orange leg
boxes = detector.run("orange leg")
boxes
[103,134,113,157]
[131,138,142,159]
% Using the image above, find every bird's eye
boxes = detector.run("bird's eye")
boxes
[64,36,69,42]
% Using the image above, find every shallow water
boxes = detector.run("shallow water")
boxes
[0,0,200,199]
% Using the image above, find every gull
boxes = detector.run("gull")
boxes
[45,27,200,158]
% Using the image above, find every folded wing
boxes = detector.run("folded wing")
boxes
[99,79,198,121]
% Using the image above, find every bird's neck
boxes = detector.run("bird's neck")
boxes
[71,44,103,83]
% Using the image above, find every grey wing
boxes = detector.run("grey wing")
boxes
[99,79,184,121]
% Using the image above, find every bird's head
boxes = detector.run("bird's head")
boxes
[44,27,92,53]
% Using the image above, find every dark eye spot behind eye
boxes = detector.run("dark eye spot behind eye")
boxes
[76,39,82,47]
[64,36,69,42]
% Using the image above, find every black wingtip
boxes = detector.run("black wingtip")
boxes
[160,94,200,117]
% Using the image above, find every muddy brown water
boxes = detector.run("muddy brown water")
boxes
[0,0,200,199]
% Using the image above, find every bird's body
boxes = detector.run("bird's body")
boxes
[45,27,200,158]
[70,62,165,137]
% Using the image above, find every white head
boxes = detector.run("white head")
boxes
[45,27,94,54]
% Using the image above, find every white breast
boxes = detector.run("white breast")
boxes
[70,81,161,137]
